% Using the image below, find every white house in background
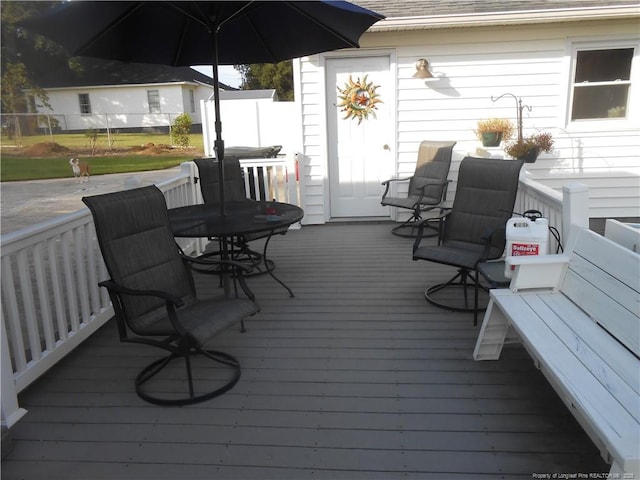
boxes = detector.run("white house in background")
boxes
[30,58,231,133]
[290,0,640,225]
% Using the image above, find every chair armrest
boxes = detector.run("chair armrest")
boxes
[507,254,571,292]
[381,177,412,201]
[381,176,412,186]
[479,226,506,262]
[98,279,184,306]
[413,209,451,251]
[98,279,190,336]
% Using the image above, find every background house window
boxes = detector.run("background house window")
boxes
[27,96,37,113]
[571,47,633,120]
[147,90,161,113]
[189,90,196,113]
[78,93,91,115]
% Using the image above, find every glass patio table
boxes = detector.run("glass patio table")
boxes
[169,200,304,296]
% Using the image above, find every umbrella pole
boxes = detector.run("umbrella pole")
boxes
[211,32,225,217]
[211,32,232,296]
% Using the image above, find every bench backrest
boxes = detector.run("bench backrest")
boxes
[562,226,640,357]
[605,219,640,253]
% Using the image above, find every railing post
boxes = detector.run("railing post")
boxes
[1,312,27,429]
[287,153,298,206]
[562,183,589,244]
[181,162,200,205]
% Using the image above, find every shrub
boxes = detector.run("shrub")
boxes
[86,128,99,155]
[172,113,192,147]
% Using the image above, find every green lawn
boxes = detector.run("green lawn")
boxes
[0,155,197,182]
[1,132,206,181]
[1,132,205,150]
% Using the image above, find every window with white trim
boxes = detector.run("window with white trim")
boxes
[147,90,161,113]
[189,90,196,113]
[570,47,634,120]
[78,93,91,115]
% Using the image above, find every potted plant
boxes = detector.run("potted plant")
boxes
[475,118,514,147]
[504,132,554,162]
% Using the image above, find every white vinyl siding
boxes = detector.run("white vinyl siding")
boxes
[297,18,640,222]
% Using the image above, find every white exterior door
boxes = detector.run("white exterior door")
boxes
[327,56,393,218]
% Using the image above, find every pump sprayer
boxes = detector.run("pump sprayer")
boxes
[504,210,549,278]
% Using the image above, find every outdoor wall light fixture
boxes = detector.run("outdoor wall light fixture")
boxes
[413,58,435,79]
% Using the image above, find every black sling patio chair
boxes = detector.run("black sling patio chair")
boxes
[412,157,523,325]
[196,146,283,207]
[381,140,456,237]
[194,155,288,275]
[83,185,260,406]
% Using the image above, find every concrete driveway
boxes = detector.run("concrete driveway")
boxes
[1,167,183,234]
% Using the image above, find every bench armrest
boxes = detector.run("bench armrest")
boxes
[508,254,570,292]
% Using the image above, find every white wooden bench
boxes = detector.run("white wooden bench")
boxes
[473,225,640,476]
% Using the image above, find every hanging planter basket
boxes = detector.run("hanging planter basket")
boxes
[475,118,513,147]
[481,132,502,147]
[518,147,539,163]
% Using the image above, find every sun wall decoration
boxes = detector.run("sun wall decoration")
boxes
[336,75,383,125]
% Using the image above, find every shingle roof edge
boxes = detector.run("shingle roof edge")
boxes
[369,5,640,31]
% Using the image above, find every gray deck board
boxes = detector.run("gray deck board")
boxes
[2,222,608,479]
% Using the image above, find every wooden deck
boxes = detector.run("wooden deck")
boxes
[2,222,607,479]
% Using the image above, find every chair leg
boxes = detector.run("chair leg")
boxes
[474,270,480,326]
[425,268,489,323]
[391,211,422,237]
[134,347,241,406]
[185,352,195,398]
[392,206,441,239]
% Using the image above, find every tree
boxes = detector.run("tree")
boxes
[1,1,68,113]
[235,61,294,101]
[1,62,51,139]
[1,62,51,113]
[1,2,70,73]
[1,2,74,140]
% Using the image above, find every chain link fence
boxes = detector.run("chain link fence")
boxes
[1,112,203,150]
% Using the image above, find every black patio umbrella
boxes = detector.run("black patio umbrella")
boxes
[19,1,384,214]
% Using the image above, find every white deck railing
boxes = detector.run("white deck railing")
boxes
[238,157,299,205]
[515,173,589,251]
[0,166,197,429]
[1,163,583,430]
